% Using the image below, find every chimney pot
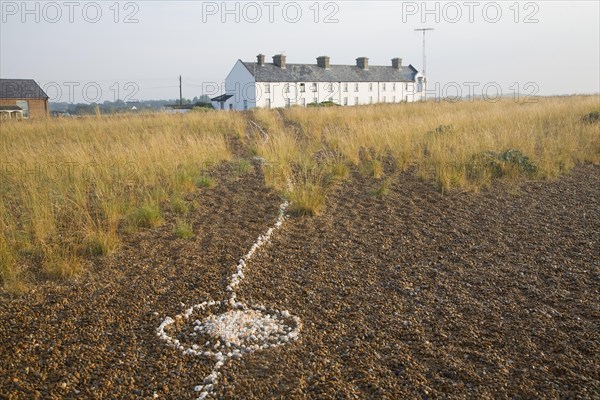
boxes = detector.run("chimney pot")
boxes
[317,56,330,69]
[356,57,369,70]
[392,57,403,69]
[273,54,286,69]
[257,54,265,66]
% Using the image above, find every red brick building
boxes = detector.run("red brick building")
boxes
[0,79,49,119]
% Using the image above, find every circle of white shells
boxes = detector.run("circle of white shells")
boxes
[157,201,302,400]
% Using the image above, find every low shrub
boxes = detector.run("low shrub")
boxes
[307,101,339,108]
[581,111,600,124]
[428,124,454,134]
[467,149,538,182]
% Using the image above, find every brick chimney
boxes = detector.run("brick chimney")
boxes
[356,57,369,70]
[392,57,403,69]
[317,56,330,69]
[273,54,286,69]
[257,54,265,66]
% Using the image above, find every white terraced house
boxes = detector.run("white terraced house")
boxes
[211,54,424,111]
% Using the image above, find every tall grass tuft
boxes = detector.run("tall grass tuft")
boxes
[287,165,328,216]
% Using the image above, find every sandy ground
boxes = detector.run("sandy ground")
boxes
[1,163,599,399]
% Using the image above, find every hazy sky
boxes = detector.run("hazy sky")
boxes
[1,1,599,102]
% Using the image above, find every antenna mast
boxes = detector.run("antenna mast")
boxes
[414,28,434,101]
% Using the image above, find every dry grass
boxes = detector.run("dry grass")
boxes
[1,96,598,291]
[1,112,235,291]
[280,96,600,189]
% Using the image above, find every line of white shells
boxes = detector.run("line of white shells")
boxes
[226,202,288,302]
[156,201,302,400]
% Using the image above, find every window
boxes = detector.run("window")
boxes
[311,83,317,92]
[229,104,233,110]
[355,97,359,105]
[243,100,248,110]
[327,83,334,92]
[313,97,318,104]
[300,83,306,93]
[369,83,373,92]
[354,83,359,92]
[328,97,333,102]
[343,83,348,92]
[265,84,270,94]
[382,83,387,91]
[343,97,348,105]
[284,83,290,93]
[16,100,29,118]
[393,83,397,91]
[405,83,408,91]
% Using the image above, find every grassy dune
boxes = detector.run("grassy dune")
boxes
[1,96,599,292]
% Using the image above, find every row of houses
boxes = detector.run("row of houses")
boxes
[211,54,424,110]
[1,54,423,118]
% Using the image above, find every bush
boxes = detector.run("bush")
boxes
[307,101,339,108]
[467,149,538,182]
[581,111,600,124]
[497,149,538,176]
[428,124,453,134]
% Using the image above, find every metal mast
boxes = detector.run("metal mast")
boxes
[414,28,434,101]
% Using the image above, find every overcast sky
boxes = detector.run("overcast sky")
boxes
[1,1,598,102]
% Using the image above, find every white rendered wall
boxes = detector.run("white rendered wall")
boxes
[254,80,422,108]
[224,60,256,111]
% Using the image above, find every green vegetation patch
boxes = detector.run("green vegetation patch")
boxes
[581,111,600,124]
[468,149,538,182]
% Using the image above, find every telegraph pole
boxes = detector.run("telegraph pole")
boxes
[414,28,434,101]
[179,75,183,106]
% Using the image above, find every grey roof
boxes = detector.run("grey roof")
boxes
[0,79,49,99]
[241,61,419,83]
[211,94,234,102]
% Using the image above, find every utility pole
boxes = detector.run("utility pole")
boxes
[179,75,183,106]
[414,28,434,101]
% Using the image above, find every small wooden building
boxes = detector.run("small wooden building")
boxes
[0,79,49,119]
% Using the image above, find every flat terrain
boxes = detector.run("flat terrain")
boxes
[1,164,599,399]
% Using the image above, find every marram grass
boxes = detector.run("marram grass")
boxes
[1,112,233,291]
[1,96,599,291]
